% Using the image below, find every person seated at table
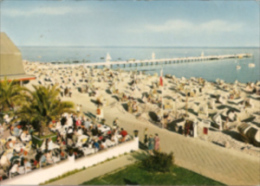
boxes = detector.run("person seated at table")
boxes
[23,158,32,173]
[9,160,20,177]
[98,140,105,150]
[12,126,21,137]
[93,139,100,152]
[106,135,117,147]
[20,130,31,143]
[46,151,54,164]
[91,125,99,137]
[59,147,67,160]
[84,118,91,129]
[72,130,78,145]
[76,118,82,128]
[6,138,16,150]
[119,128,128,142]
[77,127,83,136]
[40,152,47,167]
[66,126,74,139]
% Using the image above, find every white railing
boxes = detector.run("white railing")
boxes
[1,137,139,185]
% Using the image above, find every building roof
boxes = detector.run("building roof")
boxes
[0,32,35,81]
[0,32,21,55]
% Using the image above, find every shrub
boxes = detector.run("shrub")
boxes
[141,151,174,173]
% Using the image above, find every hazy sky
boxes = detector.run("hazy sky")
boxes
[1,0,259,47]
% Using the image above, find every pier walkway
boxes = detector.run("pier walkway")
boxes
[46,53,252,69]
[50,95,260,186]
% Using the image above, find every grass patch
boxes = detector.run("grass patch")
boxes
[81,163,225,185]
[41,167,86,185]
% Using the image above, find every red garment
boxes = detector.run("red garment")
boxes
[160,76,163,86]
[33,160,38,166]
[120,130,128,137]
[76,120,82,126]
[97,108,101,115]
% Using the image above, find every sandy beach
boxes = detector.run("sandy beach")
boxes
[23,61,260,158]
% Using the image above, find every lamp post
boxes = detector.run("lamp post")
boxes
[133,130,139,137]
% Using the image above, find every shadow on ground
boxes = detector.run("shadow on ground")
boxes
[222,130,244,142]
[130,150,149,161]
[84,112,96,119]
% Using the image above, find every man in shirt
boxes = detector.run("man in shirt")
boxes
[9,160,20,177]
[120,128,128,142]
[23,158,32,173]
[13,126,21,137]
[40,152,47,167]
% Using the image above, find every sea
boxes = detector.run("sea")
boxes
[19,46,260,84]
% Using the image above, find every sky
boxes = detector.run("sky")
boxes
[0,0,259,47]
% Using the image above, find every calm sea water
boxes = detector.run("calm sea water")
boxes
[19,47,259,83]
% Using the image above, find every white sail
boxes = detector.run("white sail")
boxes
[106,53,111,62]
[152,52,155,59]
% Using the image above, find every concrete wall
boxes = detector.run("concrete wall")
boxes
[1,137,138,185]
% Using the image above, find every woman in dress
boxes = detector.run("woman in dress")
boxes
[154,133,160,151]
[148,134,154,154]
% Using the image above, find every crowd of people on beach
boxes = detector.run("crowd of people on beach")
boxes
[22,61,260,153]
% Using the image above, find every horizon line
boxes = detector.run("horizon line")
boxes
[17,45,260,48]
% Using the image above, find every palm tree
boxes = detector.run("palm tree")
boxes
[0,78,27,112]
[18,85,75,137]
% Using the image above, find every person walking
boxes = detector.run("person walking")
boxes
[154,133,160,151]
[148,134,154,154]
[143,128,148,147]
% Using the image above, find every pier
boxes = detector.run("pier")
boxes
[44,53,252,69]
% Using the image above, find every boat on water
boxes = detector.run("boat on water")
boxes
[106,53,112,62]
[248,63,255,68]
[236,65,241,70]
[128,58,136,62]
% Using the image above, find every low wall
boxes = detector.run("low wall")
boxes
[1,137,139,185]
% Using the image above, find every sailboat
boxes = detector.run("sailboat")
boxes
[236,65,241,70]
[106,53,111,62]
[152,52,156,60]
[248,63,255,68]
[236,59,241,70]
[248,55,255,68]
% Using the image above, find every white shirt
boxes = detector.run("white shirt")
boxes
[10,164,19,173]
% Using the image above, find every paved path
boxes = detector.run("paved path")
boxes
[56,95,260,186]
[47,153,137,185]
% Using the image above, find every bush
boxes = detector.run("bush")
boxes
[141,151,174,173]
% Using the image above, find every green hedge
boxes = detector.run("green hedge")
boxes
[142,151,174,173]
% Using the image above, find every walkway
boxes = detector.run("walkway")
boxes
[47,153,137,185]
[54,95,260,186]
